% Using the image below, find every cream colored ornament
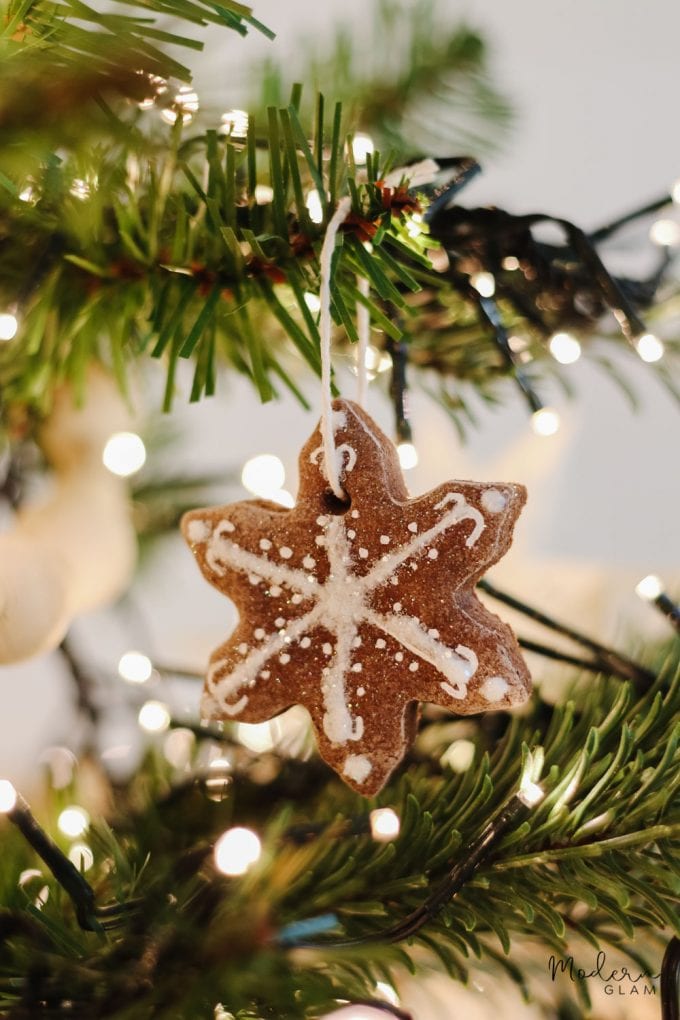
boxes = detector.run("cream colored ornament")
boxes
[0,369,138,664]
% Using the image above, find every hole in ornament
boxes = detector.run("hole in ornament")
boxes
[322,489,352,515]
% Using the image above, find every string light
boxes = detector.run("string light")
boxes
[0,779,17,813]
[369,808,400,842]
[635,332,665,363]
[236,721,275,753]
[214,827,262,876]
[138,700,171,734]
[396,442,418,470]
[304,291,321,313]
[68,843,94,872]
[649,218,680,247]
[220,109,249,140]
[441,738,476,773]
[137,73,167,110]
[635,575,680,632]
[241,454,286,498]
[118,651,153,684]
[549,331,582,365]
[350,132,375,164]
[161,86,199,126]
[57,806,90,839]
[470,271,495,297]
[205,757,232,802]
[254,184,274,205]
[502,255,520,270]
[531,407,560,437]
[102,432,147,477]
[636,574,663,601]
[0,312,18,342]
[306,190,325,224]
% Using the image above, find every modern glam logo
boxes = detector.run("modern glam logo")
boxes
[548,951,659,997]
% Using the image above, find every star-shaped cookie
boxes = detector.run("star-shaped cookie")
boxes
[182,399,531,795]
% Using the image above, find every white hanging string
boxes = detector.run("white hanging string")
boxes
[356,276,370,408]
[319,195,352,499]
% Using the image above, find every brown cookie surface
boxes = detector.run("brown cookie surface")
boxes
[182,398,531,795]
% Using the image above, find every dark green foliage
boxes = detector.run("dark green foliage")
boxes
[0,642,677,1018]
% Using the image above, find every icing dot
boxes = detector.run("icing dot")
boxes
[237,643,249,655]
[254,628,265,640]
[393,602,402,612]
[249,574,261,585]
[481,488,508,514]
[480,676,509,702]
[375,638,386,649]
[380,535,391,545]
[220,521,235,533]
[352,636,362,648]
[302,555,316,569]
[409,661,419,672]
[357,687,366,696]
[395,652,404,662]
[259,538,272,551]
[279,653,291,665]
[350,509,360,519]
[343,754,372,783]
[358,548,369,559]
[275,617,286,628]
[428,628,440,639]
[316,515,329,526]
[347,529,356,539]
[270,585,282,597]
[291,593,303,605]
[407,522,418,533]
[351,663,363,673]
[315,536,325,546]
[187,519,211,543]
[410,563,418,571]
[390,576,399,585]
[300,636,311,649]
[427,549,439,560]
[279,547,293,559]
[260,670,271,679]
[323,643,333,656]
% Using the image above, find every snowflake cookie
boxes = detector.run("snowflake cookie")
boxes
[182,399,531,795]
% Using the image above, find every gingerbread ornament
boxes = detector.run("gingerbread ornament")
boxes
[182,399,531,795]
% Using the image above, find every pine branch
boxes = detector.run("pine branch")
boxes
[0,639,677,1017]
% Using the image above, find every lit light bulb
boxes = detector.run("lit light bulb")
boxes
[649,218,680,247]
[350,132,375,164]
[205,757,232,802]
[0,779,17,813]
[304,291,321,313]
[118,651,153,684]
[635,333,665,363]
[68,843,94,872]
[549,331,582,365]
[236,721,275,753]
[502,255,520,270]
[531,407,560,437]
[138,700,171,734]
[241,454,286,498]
[305,189,325,224]
[396,442,418,470]
[470,271,495,297]
[102,432,146,477]
[441,738,476,773]
[369,807,400,842]
[220,109,249,139]
[518,779,544,808]
[161,86,199,125]
[635,574,663,601]
[254,184,274,205]
[57,806,90,839]
[0,312,18,342]
[214,827,262,875]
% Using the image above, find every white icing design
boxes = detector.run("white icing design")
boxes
[302,555,316,569]
[254,628,265,640]
[347,529,356,539]
[200,482,487,735]
[259,539,272,551]
[357,686,366,696]
[280,546,292,559]
[480,675,509,702]
[187,519,212,543]
[350,509,360,519]
[407,522,418,533]
[351,663,362,673]
[343,754,372,783]
[481,488,508,514]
